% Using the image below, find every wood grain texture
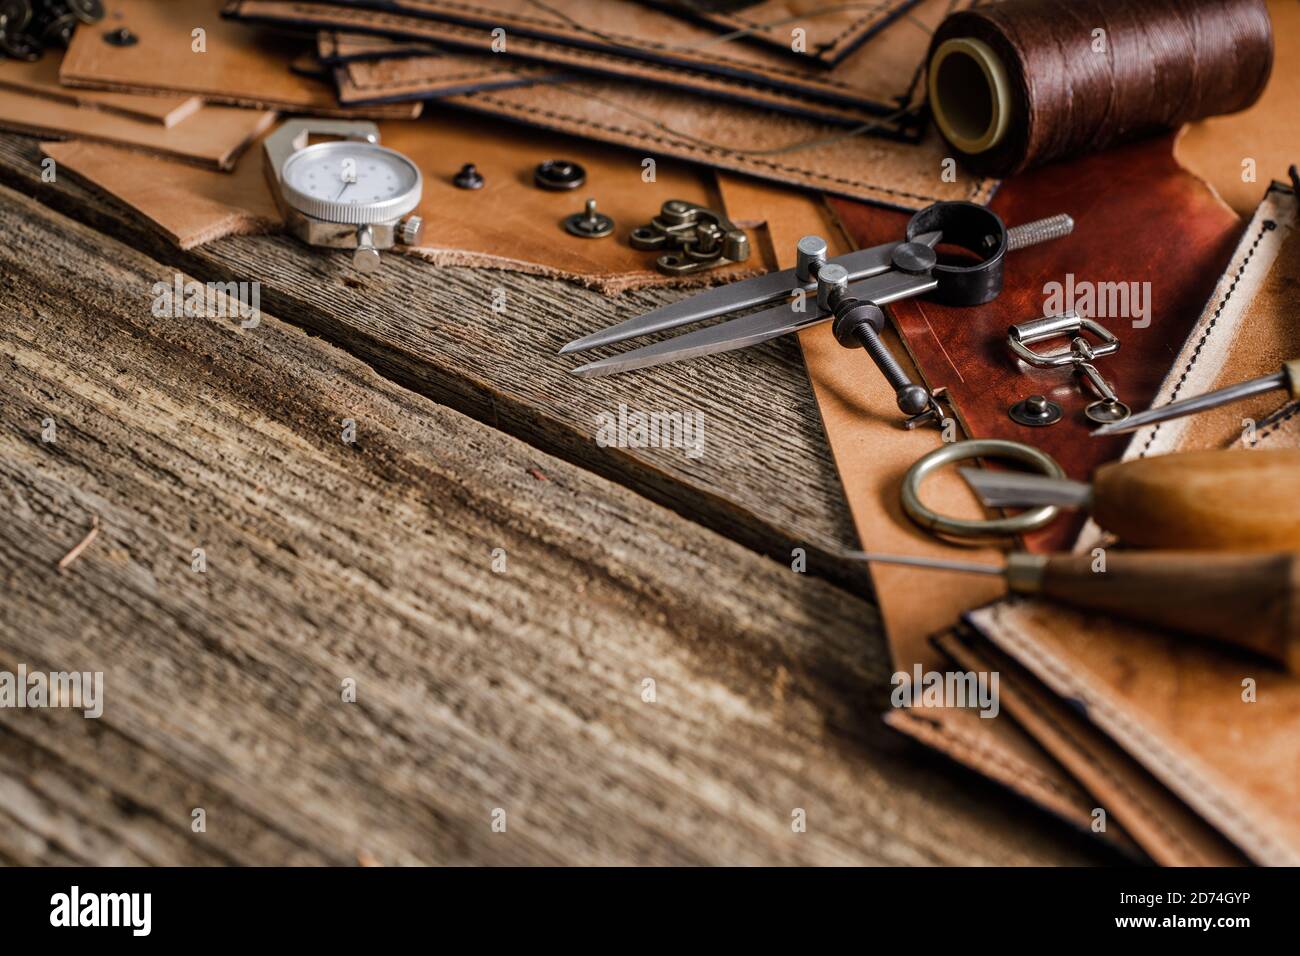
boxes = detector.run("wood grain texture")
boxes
[0,134,868,592]
[0,179,1107,864]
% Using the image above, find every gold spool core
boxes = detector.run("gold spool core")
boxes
[928,36,1011,155]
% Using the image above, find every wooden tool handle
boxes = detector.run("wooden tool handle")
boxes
[1286,359,1300,399]
[1091,449,1300,550]
[1030,551,1300,672]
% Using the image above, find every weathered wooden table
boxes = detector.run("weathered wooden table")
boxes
[0,132,1111,864]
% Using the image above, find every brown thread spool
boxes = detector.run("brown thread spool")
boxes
[927,0,1274,177]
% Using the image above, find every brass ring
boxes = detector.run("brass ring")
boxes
[901,439,1065,538]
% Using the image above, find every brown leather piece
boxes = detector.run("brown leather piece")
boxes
[0,80,274,171]
[1175,0,1300,217]
[0,55,200,127]
[59,0,421,119]
[334,49,563,105]
[714,172,1126,849]
[42,138,283,246]
[971,184,1300,866]
[225,0,928,128]
[435,79,995,209]
[46,114,765,293]
[318,31,439,62]
[937,627,1249,866]
[829,135,1243,552]
[224,0,960,125]
[644,0,922,66]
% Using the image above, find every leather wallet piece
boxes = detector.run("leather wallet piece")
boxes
[828,135,1243,553]
[59,0,420,119]
[969,183,1300,866]
[223,0,962,128]
[333,47,564,104]
[640,0,922,66]
[45,113,765,293]
[318,30,439,62]
[0,82,274,171]
[0,55,201,127]
[936,627,1249,866]
[227,1,899,129]
[425,77,995,209]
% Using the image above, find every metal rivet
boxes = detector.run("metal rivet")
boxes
[563,199,614,239]
[535,159,585,191]
[103,26,136,45]
[453,163,484,190]
[1009,394,1063,427]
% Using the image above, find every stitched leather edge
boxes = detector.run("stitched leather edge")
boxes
[457,89,995,206]
[944,630,1212,865]
[322,0,925,99]
[977,601,1300,866]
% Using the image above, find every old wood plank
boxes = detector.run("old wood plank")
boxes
[0,180,1105,864]
[0,134,868,591]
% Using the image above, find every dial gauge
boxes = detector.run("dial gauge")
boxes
[279,141,422,226]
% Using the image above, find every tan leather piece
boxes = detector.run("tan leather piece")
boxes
[0,83,274,171]
[334,49,562,104]
[59,0,420,119]
[0,55,200,127]
[436,79,995,209]
[714,172,1119,843]
[42,138,283,246]
[225,0,933,128]
[972,184,1300,866]
[1175,0,1300,217]
[881,708,1122,843]
[319,31,439,62]
[226,0,954,119]
[1118,183,1300,467]
[45,114,764,293]
[937,628,1249,866]
[646,0,921,66]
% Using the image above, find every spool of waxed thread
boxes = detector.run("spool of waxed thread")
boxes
[926,0,1274,177]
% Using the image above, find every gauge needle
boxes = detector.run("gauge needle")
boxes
[336,181,353,200]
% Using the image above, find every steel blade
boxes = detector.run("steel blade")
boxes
[959,468,1093,508]
[570,299,821,377]
[558,230,943,355]
[570,269,940,377]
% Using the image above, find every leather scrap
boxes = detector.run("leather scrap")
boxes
[0,83,274,171]
[59,0,421,119]
[0,55,200,127]
[223,0,966,129]
[45,113,766,294]
[641,0,924,66]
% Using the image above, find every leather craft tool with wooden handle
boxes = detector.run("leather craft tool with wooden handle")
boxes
[1005,551,1300,674]
[963,448,1300,550]
[843,548,1300,672]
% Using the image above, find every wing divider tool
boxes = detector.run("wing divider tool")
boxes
[560,201,1073,425]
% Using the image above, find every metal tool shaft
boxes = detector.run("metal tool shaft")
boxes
[1091,369,1288,436]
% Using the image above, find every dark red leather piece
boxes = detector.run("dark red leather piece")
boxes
[828,134,1244,551]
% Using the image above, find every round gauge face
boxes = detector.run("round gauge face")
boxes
[280,141,422,225]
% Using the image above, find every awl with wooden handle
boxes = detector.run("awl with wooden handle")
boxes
[841,549,1300,672]
[960,448,1300,550]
